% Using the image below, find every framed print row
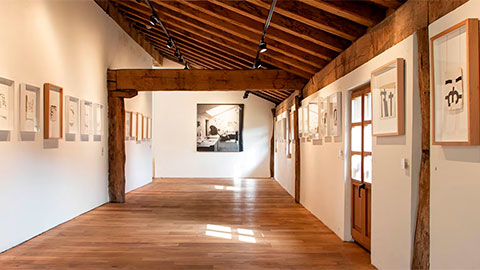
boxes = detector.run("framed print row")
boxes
[0,77,103,140]
[299,92,342,141]
[125,111,152,141]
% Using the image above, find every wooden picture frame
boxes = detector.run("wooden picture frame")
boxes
[125,111,132,139]
[431,18,480,145]
[44,83,63,139]
[136,113,142,141]
[371,58,405,136]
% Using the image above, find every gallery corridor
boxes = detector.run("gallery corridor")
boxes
[0,178,372,270]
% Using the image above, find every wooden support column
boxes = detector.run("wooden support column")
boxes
[293,96,301,203]
[412,27,430,270]
[270,108,275,178]
[107,70,138,203]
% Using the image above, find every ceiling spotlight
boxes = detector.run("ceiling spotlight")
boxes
[259,40,267,53]
[253,60,262,69]
[174,49,179,58]
[146,24,152,30]
[167,39,173,49]
[243,91,250,99]
[150,15,160,26]
[184,63,189,69]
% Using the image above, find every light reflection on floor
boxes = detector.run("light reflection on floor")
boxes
[205,224,258,243]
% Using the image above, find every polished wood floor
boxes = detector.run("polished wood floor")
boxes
[0,178,373,270]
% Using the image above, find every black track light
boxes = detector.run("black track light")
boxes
[184,63,189,69]
[174,49,179,58]
[253,60,262,69]
[167,39,173,49]
[243,91,250,99]
[259,40,267,53]
[150,15,160,26]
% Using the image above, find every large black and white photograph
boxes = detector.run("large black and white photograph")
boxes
[197,104,244,152]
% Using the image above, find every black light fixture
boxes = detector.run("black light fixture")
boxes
[243,91,250,99]
[167,39,173,49]
[259,39,267,53]
[174,49,179,58]
[253,60,262,69]
[184,62,189,69]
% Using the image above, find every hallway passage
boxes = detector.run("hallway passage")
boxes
[0,178,373,270]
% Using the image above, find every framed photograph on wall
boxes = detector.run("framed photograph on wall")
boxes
[329,92,342,137]
[20,83,40,133]
[125,111,132,139]
[80,100,92,136]
[196,104,244,152]
[431,18,479,145]
[44,83,63,139]
[93,103,103,136]
[65,96,79,135]
[0,77,15,131]
[371,58,405,136]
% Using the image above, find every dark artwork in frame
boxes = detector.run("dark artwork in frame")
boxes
[196,104,244,152]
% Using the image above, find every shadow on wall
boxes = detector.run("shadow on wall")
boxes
[442,146,480,163]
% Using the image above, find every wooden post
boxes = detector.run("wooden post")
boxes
[412,27,430,270]
[293,96,301,203]
[270,108,275,178]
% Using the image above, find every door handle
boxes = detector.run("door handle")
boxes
[358,183,366,198]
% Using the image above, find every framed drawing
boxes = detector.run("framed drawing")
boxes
[149,117,153,139]
[137,113,143,141]
[65,96,79,135]
[298,106,304,138]
[125,111,132,139]
[329,92,342,137]
[93,103,103,136]
[131,112,138,140]
[0,77,14,131]
[431,19,479,145]
[142,115,147,140]
[20,83,40,133]
[318,97,329,137]
[307,101,319,139]
[80,100,92,135]
[44,83,63,139]
[197,104,244,152]
[371,58,405,136]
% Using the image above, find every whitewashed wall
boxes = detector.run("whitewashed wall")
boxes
[152,91,274,178]
[0,0,156,252]
[429,1,480,268]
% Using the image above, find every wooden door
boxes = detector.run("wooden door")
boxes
[351,85,372,251]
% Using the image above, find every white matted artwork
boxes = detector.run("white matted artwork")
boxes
[137,113,143,141]
[431,18,479,145]
[298,106,304,138]
[318,97,329,137]
[80,100,92,135]
[0,77,15,131]
[93,103,103,136]
[125,111,132,139]
[329,92,342,137]
[371,58,405,136]
[307,101,319,139]
[142,115,147,140]
[44,83,63,139]
[20,83,40,132]
[131,112,138,139]
[65,96,79,135]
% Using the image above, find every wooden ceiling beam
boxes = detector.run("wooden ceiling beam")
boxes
[155,46,212,69]
[174,0,337,61]
[210,0,350,52]
[94,0,164,64]
[369,0,405,9]
[123,14,253,69]
[110,69,308,92]
[246,0,366,41]
[298,0,386,27]
[154,44,233,70]
[152,0,328,68]
[251,91,282,104]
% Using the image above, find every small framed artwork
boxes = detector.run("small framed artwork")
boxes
[329,92,342,137]
[65,96,79,135]
[431,18,479,145]
[0,77,15,131]
[298,106,304,138]
[149,117,153,139]
[44,83,63,139]
[80,100,92,135]
[142,115,147,140]
[93,103,103,136]
[307,101,319,139]
[125,111,132,139]
[131,112,138,139]
[137,113,143,141]
[20,83,40,133]
[371,58,405,136]
[318,96,329,137]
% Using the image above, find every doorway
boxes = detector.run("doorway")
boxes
[350,84,372,251]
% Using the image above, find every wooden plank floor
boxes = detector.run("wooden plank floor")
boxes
[0,178,373,270]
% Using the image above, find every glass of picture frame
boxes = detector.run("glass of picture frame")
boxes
[65,96,79,135]
[431,18,479,145]
[0,77,15,132]
[371,58,405,136]
[44,83,63,139]
[80,100,92,136]
[19,83,40,133]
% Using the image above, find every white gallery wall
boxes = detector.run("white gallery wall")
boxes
[274,35,422,269]
[0,0,156,252]
[273,110,296,197]
[429,1,480,268]
[152,91,274,178]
